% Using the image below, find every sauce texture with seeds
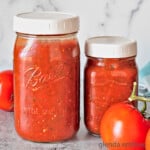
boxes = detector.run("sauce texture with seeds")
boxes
[14,34,80,142]
[84,57,138,135]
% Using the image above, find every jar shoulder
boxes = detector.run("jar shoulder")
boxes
[85,62,138,78]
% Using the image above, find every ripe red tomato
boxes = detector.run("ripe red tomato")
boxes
[145,129,150,150]
[145,119,150,128]
[0,70,13,111]
[100,102,149,150]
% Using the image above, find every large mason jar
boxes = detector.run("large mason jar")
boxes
[13,11,80,142]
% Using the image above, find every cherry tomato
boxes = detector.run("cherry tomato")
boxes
[0,70,13,111]
[100,102,149,150]
[145,129,150,150]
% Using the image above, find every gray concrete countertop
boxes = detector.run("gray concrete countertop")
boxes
[0,110,106,150]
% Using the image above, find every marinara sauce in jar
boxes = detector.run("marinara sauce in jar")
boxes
[84,36,138,135]
[13,12,80,142]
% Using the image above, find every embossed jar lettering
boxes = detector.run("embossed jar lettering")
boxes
[25,61,72,90]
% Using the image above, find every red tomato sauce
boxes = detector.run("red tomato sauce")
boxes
[14,34,80,142]
[84,57,138,135]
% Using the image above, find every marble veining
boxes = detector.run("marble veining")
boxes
[105,0,116,18]
[0,0,149,92]
[48,0,59,11]
[128,0,144,33]
[0,1,150,149]
[99,0,146,36]
[33,0,58,11]
[0,0,149,110]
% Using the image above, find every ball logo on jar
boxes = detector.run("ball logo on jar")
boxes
[24,61,72,91]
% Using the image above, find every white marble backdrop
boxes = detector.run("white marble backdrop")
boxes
[0,0,150,112]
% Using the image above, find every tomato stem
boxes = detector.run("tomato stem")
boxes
[129,82,150,113]
[129,82,150,102]
[140,102,147,114]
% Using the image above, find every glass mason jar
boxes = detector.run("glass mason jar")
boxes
[84,36,138,135]
[13,12,80,142]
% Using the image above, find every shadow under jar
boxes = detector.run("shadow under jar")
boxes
[13,12,80,142]
[84,36,138,135]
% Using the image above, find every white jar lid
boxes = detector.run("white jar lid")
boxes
[85,36,137,58]
[13,11,79,35]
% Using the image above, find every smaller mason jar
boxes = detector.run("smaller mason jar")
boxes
[84,36,138,135]
[13,12,80,142]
